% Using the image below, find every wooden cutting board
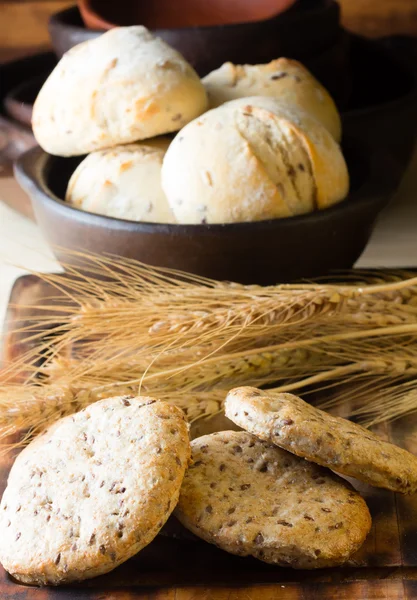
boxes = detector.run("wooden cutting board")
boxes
[2,274,417,599]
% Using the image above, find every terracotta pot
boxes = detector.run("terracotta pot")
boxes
[78,0,298,30]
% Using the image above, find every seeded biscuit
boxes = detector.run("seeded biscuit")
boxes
[226,387,417,494]
[175,431,371,568]
[0,396,190,585]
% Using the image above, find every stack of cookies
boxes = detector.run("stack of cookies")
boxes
[175,387,417,569]
[32,25,349,225]
[1,388,417,585]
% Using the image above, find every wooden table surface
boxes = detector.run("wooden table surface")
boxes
[2,274,417,599]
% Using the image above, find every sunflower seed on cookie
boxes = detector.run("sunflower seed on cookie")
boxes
[225,386,417,494]
[0,396,190,585]
[175,431,371,569]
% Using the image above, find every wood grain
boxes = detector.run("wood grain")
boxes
[1,273,417,598]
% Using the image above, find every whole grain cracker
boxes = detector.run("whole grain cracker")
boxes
[0,395,190,585]
[226,387,417,494]
[175,431,371,568]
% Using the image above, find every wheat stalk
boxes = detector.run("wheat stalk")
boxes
[0,381,226,453]
[2,254,417,453]
[1,354,416,455]
[6,262,417,387]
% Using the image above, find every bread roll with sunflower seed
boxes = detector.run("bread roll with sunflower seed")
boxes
[203,58,341,141]
[32,26,208,156]
[66,138,176,223]
[161,96,349,224]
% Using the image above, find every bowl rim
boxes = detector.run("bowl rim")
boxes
[51,1,338,35]
[14,138,399,236]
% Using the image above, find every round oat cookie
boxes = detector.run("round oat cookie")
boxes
[0,396,190,585]
[225,387,417,494]
[175,431,371,569]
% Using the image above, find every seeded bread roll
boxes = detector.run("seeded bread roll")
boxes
[66,138,176,223]
[161,96,349,224]
[203,58,341,141]
[32,26,208,156]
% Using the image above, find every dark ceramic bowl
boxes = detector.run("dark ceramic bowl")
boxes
[4,75,47,128]
[49,2,345,82]
[15,140,399,285]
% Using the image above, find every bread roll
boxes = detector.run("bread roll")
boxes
[66,138,176,223]
[203,59,341,141]
[33,26,208,156]
[161,97,349,224]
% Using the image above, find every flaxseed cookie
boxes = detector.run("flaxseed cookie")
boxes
[0,396,190,585]
[225,387,417,494]
[175,431,371,568]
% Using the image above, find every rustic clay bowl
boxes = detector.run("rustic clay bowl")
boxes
[49,2,343,81]
[78,0,298,29]
[15,140,399,285]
